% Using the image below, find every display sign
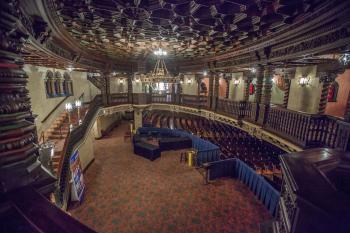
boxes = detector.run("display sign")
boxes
[70,150,85,202]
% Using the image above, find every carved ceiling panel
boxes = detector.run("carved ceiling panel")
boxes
[51,0,322,60]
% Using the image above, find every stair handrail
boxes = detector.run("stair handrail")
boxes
[54,95,102,209]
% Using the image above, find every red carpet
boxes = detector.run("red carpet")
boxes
[70,122,271,233]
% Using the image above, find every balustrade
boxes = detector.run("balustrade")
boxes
[265,106,340,148]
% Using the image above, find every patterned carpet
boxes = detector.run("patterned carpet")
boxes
[70,122,271,233]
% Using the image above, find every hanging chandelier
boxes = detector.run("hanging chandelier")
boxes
[146,48,178,83]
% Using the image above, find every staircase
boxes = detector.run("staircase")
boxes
[43,108,87,175]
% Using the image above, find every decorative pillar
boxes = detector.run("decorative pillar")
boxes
[224,74,232,99]
[208,72,214,109]
[254,65,264,103]
[282,69,294,108]
[212,73,220,110]
[243,72,252,102]
[252,65,264,121]
[133,107,143,131]
[257,65,273,125]
[0,0,55,195]
[195,74,202,106]
[127,74,133,103]
[318,72,337,114]
[101,72,111,106]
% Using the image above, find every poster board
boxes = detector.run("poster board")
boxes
[70,150,85,202]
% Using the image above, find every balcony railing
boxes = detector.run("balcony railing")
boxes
[107,93,349,150]
[265,106,340,148]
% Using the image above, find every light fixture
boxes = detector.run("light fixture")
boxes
[153,48,167,56]
[67,66,74,72]
[298,76,310,87]
[119,79,124,84]
[250,67,256,73]
[112,71,117,76]
[75,100,82,108]
[146,46,178,84]
[65,102,73,111]
[187,79,192,84]
[233,79,240,86]
[135,78,140,83]
[339,53,350,66]
[203,71,207,76]
[180,80,184,84]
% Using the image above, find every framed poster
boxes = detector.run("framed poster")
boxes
[70,150,85,202]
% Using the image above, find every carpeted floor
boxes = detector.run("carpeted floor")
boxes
[70,122,271,233]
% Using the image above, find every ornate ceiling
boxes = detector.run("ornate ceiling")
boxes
[51,0,322,60]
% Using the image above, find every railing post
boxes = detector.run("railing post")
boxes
[258,65,273,125]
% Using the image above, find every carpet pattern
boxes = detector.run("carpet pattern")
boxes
[70,123,271,233]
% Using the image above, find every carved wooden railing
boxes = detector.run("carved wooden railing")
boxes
[216,98,249,119]
[180,94,208,108]
[151,93,173,103]
[110,93,128,105]
[265,106,340,148]
[55,95,102,209]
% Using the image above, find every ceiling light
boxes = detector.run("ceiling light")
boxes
[154,48,167,56]
[233,79,240,86]
[203,71,207,76]
[250,67,256,73]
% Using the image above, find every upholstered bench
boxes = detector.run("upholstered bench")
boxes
[133,142,160,161]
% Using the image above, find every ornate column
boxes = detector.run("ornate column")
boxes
[257,65,273,125]
[243,71,252,102]
[101,72,111,106]
[252,65,264,121]
[254,65,264,103]
[127,74,133,103]
[195,74,202,106]
[318,72,337,114]
[0,0,55,195]
[212,72,220,110]
[208,72,214,109]
[282,69,295,108]
[224,74,232,99]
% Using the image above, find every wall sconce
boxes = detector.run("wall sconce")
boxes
[203,70,207,76]
[119,79,124,84]
[135,78,140,83]
[187,79,192,84]
[67,66,74,72]
[233,79,240,86]
[250,67,256,73]
[339,53,350,66]
[298,76,310,87]
[180,80,184,84]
